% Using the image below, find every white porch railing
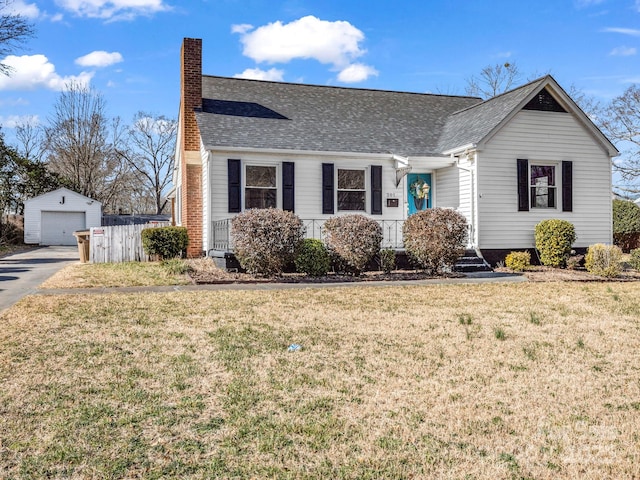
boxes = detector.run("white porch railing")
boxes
[211,218,474,252]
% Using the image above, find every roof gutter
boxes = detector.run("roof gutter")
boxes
[442,143,477,157]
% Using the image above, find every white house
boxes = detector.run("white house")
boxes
[24,188,102,246]
[173,38,618,265]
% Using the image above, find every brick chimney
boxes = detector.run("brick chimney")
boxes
[180,38,203,257]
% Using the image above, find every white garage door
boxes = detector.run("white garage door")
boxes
[41,211,86,245]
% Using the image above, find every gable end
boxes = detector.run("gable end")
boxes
[523,88,567,113]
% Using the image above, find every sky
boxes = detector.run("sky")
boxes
[0,0,639,147]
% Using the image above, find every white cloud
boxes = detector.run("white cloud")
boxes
[233,67,285,81]
[5,0,40,18]
[337,63,378,83]
[75,50,123,67]
[236,15,367,68]
[0,114,39,129]
[231,23,253,34]
[0,54,94,91]
[602,27,640,36]
[54,0,171,21]
[610,46,637,56]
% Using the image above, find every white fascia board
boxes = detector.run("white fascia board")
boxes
[207,146,399,161]
[441,143,478,157]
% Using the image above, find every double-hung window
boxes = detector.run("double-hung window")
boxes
[530,165,556,209]
[337,168,366,211]
[245,165,277,209]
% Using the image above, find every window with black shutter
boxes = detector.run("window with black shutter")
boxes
[322,163,334,214]
[371,165,382,215]
[228,159,241,213]
[282,162,295,212]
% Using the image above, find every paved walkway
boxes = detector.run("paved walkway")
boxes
[0,246,79,312]
[0,246,527,310]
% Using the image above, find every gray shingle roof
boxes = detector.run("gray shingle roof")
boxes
[436,77,548,152]
[194,74,617,158]
[195,76,482,156]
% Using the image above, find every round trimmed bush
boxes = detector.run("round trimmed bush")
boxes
[585,243,623,278]
[505,251,531,272]
[231,208,305,276]
[323,214,382,275]
[295,238,330,277]
[534,219,576,267]
[403,208,468,274]
[613,199,640,252]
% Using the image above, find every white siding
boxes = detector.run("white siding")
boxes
[201,145,210,253]
[477,110,612,249]
[24,188,102,245]
[206,151,406,250]
[434,166,459,209]
[208,152,405,221]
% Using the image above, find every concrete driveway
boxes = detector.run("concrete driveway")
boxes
[0,246,79,312]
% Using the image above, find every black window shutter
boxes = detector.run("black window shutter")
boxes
[322,163,334,214]
[228,159,241,213]
[562,161,573,212]
[517,158,529,212]
[282,161,295,212]
[371,165,382,215]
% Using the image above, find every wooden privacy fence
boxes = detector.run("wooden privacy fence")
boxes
[90,223,169,263]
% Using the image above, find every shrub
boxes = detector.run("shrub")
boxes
[534,219,576,267]
[379,248,396,274]
[295,238,330,277]
[323,214,382,275]
[585,243,623,278]
[141,226,189,260]
[566,254,585,270]
[613,199,640,252]
[505,251,530,272]
[403,208,468,274]
[231,208,305,276]
[630,249,640,271]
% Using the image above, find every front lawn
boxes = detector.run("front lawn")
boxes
[1,282,639,478]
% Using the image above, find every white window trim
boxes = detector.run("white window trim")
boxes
[336,166,368,212]
[243,162,280,210]
[529,162,559,210]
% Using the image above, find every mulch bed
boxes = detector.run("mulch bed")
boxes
[187,258,640,285]
[495,266,640,282]
[188,269,463,285]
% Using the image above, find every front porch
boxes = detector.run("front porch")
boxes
[209,218,488,272]
[211,218,408,252]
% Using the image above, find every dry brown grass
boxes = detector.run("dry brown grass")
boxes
[40,261,192,289]
[1,282,640,478]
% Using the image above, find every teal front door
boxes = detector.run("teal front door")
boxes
[407,173,432,216]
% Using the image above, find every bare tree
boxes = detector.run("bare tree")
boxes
[44,81,128,208]
[601,84,640,196]
[567,84,602,122]
[116,112,177,214]
[466,62,521,99]
[0,0,35,76]
[15,120,45,161]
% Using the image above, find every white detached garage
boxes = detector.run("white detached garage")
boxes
[24,188,102,246]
